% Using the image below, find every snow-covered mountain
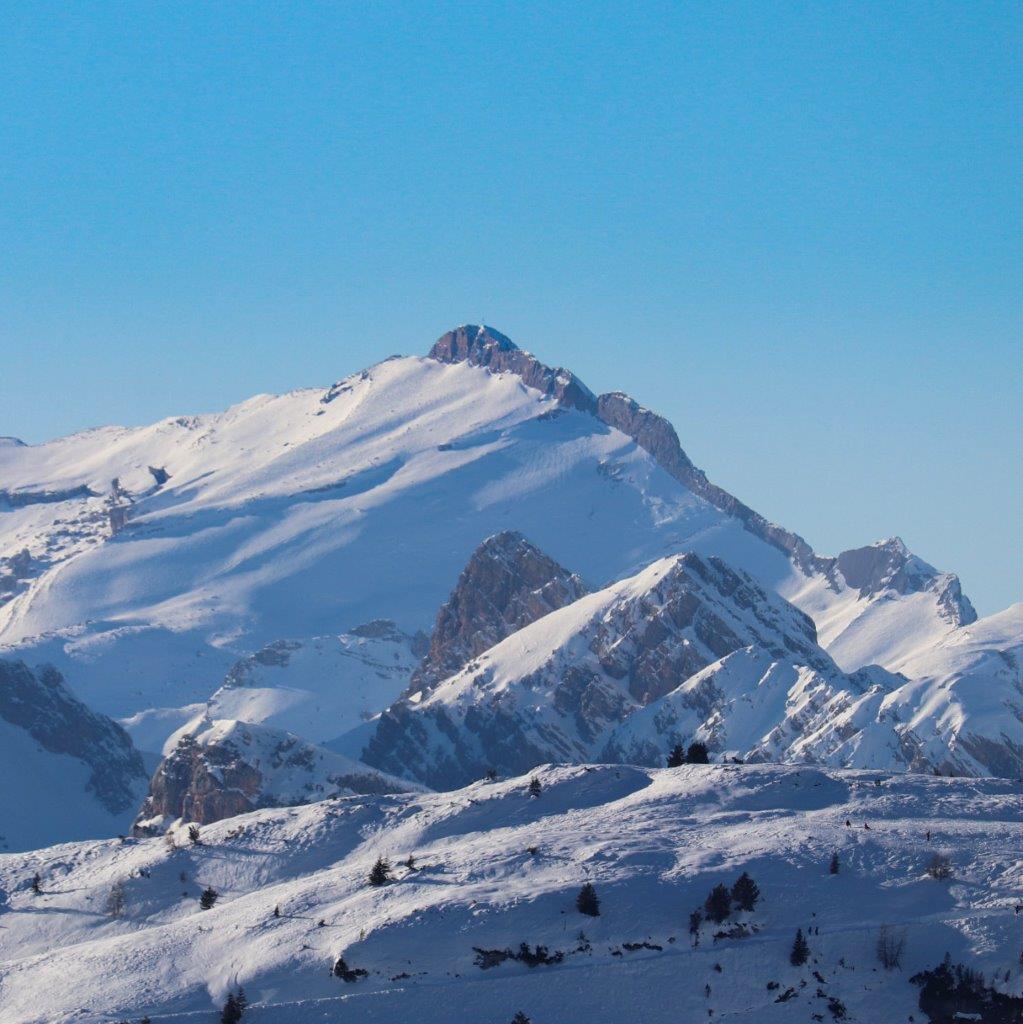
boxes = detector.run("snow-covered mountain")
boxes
[133,719,418,833]
[0,659,147,851]
[2,763,1022,1023]
[0,325,978,725]
[364,550,913,788]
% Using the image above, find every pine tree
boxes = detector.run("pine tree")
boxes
[188,824,202,846]
[220,993,242,1024]
[105,880,126,918]
[528,776,542,798]
[235,988,247,1013]
[511,1014,531,1024]
[790,927,810,966]
[576,882,600,917]
[829,851,840,875]
[686,741,710,764]
[368,856,392,886]
[689,909,703,941]
[704,883,732,923]
[200,886,219,910]
[30,872,41,894]
[731,871,760,912]
[666,743,686,768]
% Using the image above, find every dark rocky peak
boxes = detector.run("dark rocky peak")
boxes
[0,658,146,814]
[429,325,598,414]
[409,530,589,695]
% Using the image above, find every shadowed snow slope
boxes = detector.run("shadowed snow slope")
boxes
[0,659,148,852]
[1,763,1021,1023]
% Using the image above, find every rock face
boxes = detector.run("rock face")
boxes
[429,325,598,414]
[365,552,845,789]
[0,659,147,815]
[830,537,976,627]
[409,531,589,696]
[134,719,417,832]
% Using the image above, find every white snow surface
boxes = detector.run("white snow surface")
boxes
[1,763,1022,1023]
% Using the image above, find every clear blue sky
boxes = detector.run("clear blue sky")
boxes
[2,2,1020,614]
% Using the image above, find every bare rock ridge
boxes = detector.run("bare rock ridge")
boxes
[0,658,147,814]
[409,530,589,695]
[134,720,414,831]
[429,325,976,625]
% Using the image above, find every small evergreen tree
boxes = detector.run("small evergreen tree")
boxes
[704,883,731,923]
[235,988,247,1014]
[511,1014,531,1024]
[528,776,542,798]
[30,872,41,894]
[689,908,703,943]
[368,856,392,886]
[576,882,600,917]
[731,871,760,912]
[829,851,840,875]
[790,927,810,966]
[200,886,219,910]
[666,743,686,768]
[686,741,710,764]
[188,824,201,846]
[105,880,126,918]
[220,993,242,1024]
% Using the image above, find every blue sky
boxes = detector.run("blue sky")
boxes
[1,2,1020,614]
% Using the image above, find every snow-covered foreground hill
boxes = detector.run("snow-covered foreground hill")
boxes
[1,763,1022,1024]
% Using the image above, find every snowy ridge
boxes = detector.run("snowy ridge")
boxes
[364,552,853,788]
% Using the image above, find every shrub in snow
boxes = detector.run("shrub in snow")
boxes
[511,1014,531,1024]
[368,856,392,886]
[829,851,840,874]
[199,886,219,910]
[876,924,907,970]
[576,882,600,917]
[188,824,201,846]
[790,927,810,966]
[926,852,953,879]
[332,956,368,982]
[528,777,542,798]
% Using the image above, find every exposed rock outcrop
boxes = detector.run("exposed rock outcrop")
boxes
[409,531,589,696]
[0,658,147,814]
[134,719,417,832]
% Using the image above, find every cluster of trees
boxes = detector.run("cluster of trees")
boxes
[666,741,710,767]
[695,871,761,928]
[912,955,1023,1024]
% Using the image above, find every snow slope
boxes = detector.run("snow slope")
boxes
[1,763,1022,1023]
